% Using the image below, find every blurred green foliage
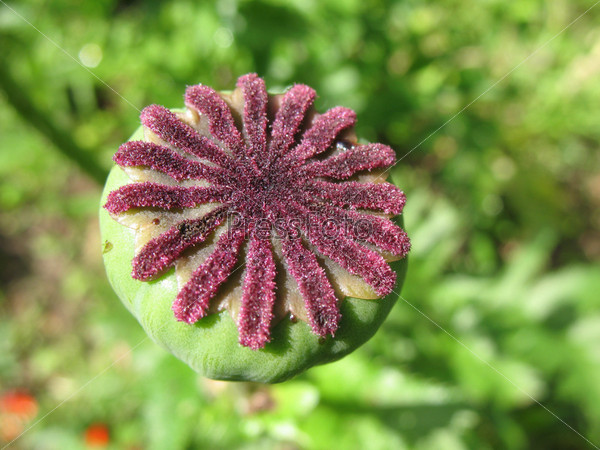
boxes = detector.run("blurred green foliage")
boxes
[1,0,600,448]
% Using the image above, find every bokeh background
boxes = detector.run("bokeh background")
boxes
[1,0,600,448]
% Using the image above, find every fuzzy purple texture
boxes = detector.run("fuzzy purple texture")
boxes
[132,208,227,280]
[267,84,316,167]
[141,105,234,168]
[105,182,229,214]
[304,180,406,215]
[173,227,246,324]
[238,74,268,164]
[286,106,356,166]
[238,232,277,349]
[301,143,396,179]
[104,73,410,349]
[114,141,228,183]
[184,85,246,159]
[277,215,340,337]
[284,201,397,297]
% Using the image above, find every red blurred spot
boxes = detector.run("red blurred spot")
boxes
[0,391,38,420]
[85,423,110,447]
[0,390,38,441]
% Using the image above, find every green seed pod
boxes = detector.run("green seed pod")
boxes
[99,74,409,383]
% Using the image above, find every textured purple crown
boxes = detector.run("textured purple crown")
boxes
[104,73,410,349]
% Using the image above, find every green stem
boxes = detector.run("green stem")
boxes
[0,62,109,185]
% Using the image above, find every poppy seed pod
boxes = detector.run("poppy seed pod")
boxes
[100,74,410,383]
